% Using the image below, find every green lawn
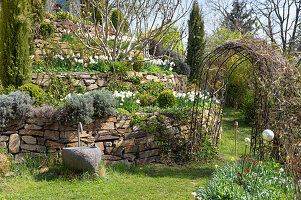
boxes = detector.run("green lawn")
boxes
[0,107,252,200]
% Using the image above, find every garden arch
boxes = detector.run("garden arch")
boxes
[190,37,300,163]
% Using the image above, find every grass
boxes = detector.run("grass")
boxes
[219,106,252,162]
[0,107,252,200]
[1,163,214,200]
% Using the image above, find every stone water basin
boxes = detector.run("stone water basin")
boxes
[62,146,102,171]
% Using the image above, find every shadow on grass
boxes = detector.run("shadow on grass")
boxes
[109,164,215,180]
[33,163,214,182]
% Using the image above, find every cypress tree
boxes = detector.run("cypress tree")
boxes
[0,0,32,88]
[186,1,206,80]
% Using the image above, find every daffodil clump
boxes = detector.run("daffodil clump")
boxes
[194,158,295,199]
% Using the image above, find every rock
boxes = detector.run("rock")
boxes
[95,142,104,151]
[45,141,65,149]
[87,84,98,90]
[44,130,60,140]
[139,149,160,158]
[135,135,155,144]
[101,122,115,130]
[22,136,37,144]
[37,138,45,145]
[102,155,122,161]
[9,134,20,153]
[106,117,117,122]
[121,139,135,146]
[21,144,46,152]
[44,123,59,131]
[124,146,138,153]
[104,142,112,147]
[19,129,43,137]
[96,79,106,87]
[60,130,90,139]
[62,146,102,171]
[24,124,43,130]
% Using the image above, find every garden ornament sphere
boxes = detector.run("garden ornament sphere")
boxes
[244,137,250,144]
[262,129,274,142]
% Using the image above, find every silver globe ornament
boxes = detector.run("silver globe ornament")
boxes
[262,129,274,142]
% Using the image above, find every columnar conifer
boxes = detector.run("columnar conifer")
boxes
[0,0,32,87]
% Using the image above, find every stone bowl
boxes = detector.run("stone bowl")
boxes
[62,146,102,171]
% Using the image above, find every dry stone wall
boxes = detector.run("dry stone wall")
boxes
[0,113,186,165]
[32,72,187,92]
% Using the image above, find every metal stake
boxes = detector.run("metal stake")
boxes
[234,121,238,160]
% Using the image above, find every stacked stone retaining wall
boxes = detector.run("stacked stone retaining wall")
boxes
[0,113,188,165]
[32,72,187,92]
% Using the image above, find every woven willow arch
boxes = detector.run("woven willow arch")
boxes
[190,37,300,194]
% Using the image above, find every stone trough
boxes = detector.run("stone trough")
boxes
[62,146,102,171]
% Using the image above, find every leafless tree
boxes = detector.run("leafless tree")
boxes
[207,0,301,54]
[249,0,300,53]
[71,0,192,62]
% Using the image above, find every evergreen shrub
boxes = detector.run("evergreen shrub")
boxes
[157,90,176,108]
[87,90,117,118]
[40,22,55,38]
[64,94,94,124]
[111,9,128,31]
[18,83,46,106]
[0,91,33,126]
[133,54,144,72]
[139,93,157,106]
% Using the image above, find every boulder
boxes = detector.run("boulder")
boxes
[9,134,20,153]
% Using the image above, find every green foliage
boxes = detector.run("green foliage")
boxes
[0,91,33,126]
[40,22,55,39]
[64,94,94,124]
[136,80,166,97]
[111,9,128,31]
[208,27,242,51]
[0,85,16,95]
[55,11,74,20]
[157,91,176,108]
[133,54,144,72]
[31,0,47,23]
[142,63,175,75]
[60,33,76,43]
[87,90,117,118]
[123,75,142,85]
[195,158,295,199]
[18,84,46,106]
[87,60,108,73]
[161,107,191,121]
[46,75,85,106]
[187,1,206,80]
[0,0,32,88]
[109,61,132,73]
[157,26,185,54]
[241,90,255,124]
[138,93,157,107]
